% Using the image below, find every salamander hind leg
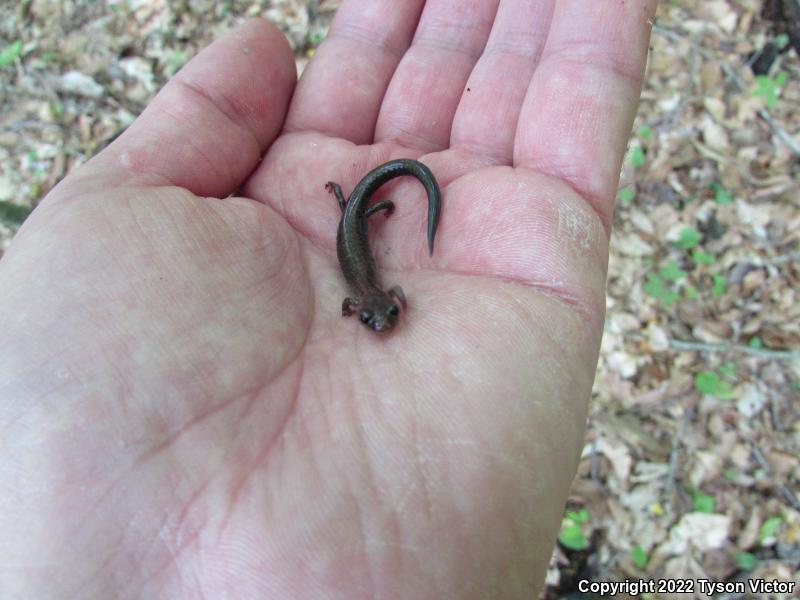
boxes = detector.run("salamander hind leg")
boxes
[342,297,359,316]
[325,181,348,212]
[365,200,395,218]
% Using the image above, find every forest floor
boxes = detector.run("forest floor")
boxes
[1,1,798,598]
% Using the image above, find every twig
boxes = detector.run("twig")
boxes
[765,250,800,265]
[665,405,695,511]
[652,25,800,157]
[756,109,800,156]
[751,446,800,511]
[777,485,800,511]
[668,338,800,360]
[769,391,783,433]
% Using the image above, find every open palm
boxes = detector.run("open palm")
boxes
[0,2,654,598]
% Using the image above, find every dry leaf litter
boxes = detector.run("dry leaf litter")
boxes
[0,1,798,598]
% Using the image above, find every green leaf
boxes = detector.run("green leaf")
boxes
[559,509,590,551]
[631,545,649,568]
[695,253,716,268]
[0,200,32,227]
[676,227,701,249]
[558,522,587,551]
[644,272,681,307]
[565,508,590,523]
[712,273,727,297]
[753,73,786,109]
[642,273,668,302]
[719,362,736,378]
[734,551,758,570]
[684,285,698,300]
[693,492,715,513]
[662,289,680,306]
[692,249,715,265]
[163,50,188,77]
[618,187,634,203]
[749,336,763,349]
[695,371,718,394]
[0,40,22,67]
[659,260,686,281]
[759,516,782,543]
[629,146,646,167]
[643,274,664,299]
[711,182,733,205]
[695,371,734,399]
[775,34,789,49]
[638,125,652,140]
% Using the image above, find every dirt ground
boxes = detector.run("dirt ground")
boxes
[1,1,798,598]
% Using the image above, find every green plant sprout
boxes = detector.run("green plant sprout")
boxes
[691,490,716,513]
[631,545,649,568]
[618,187,634,203]
[719,362,736,378]
[675,227,701,249]
[0,40,22,67]
[734,551,757,570]
[163,50,188,77]
[660,259,686,281]
[753,72,787,109]
[695,371,734,399]
[758,516,782,543]
[629,146,645,167]
[308,31,325,47]
[644,273,680,306]
[692,249,715,265]
[710,182,733,205]
[711,273,727,298]
[558,509,589,551]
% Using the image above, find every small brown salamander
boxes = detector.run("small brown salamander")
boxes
[326,159,441,333]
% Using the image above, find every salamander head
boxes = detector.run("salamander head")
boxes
[358,293,402,332]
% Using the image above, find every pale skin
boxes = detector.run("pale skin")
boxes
[0,1,654,598]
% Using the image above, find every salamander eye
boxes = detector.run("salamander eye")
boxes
[359,310,372,324]
[388,304,400,317]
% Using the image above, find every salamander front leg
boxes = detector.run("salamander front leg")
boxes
[325,181,348,213]
[388,285,406,309]
[365,200,395,218]
[341,297,359,316]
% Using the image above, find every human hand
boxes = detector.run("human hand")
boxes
[0,2,654,597]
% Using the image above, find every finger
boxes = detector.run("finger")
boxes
[376,0,499,151]
[285,0,427,143]
[515,0,656,230]
[450,1,555,163]
[73,19,295,199]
